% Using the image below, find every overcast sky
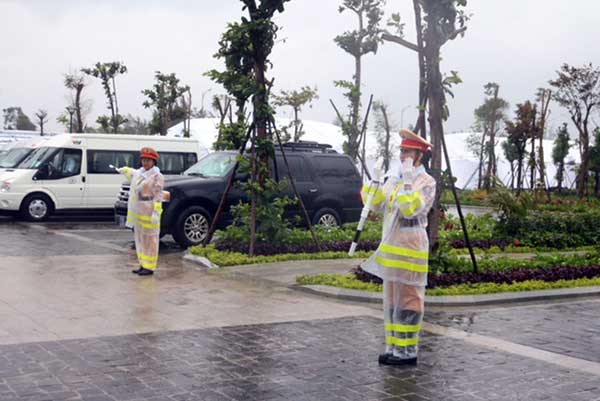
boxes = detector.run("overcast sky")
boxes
[1,0,599,136]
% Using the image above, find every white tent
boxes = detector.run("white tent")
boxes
[168,119,580,190]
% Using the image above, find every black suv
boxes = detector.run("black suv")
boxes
[114,141,363,247]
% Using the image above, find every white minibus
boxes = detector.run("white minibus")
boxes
[0,133,207,221]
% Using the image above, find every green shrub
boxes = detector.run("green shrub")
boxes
[189,244,372,267]
[295,273,600,296]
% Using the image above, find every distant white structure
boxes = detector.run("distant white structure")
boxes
[0,130,58,149]
[168,119,580,190]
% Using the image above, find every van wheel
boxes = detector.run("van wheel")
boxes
[312,207,341,228]
[173,206,211,248]
[21,194,54,222]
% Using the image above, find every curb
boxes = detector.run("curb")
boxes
[292,284,600,306]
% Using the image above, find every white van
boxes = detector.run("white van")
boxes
[0,133,207,221]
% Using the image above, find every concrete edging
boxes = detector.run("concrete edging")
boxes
[292,284,600,306]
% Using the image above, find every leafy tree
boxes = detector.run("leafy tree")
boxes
[272,86,318,142]
[334,0,385,161]
[549,63,600,197]
[64,72,87,132]
[505,101,539,193]
[473,83,509,189]
[120,114,151,136]
[206,0,292,254]
[2,107,36,130]
[551,124,571,193]
[35,110,48,135]
[82,62,128,133]
[372,101,396,172]
[502,140,519,189]
[142,71,190,136]
[381,0,469,250]
[535,88,552,191]
[589,128,600,196]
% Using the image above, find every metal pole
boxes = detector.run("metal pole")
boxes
[441,131,478,273]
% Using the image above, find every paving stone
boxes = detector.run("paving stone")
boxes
[0,316,598,400]
[428,300,600,363]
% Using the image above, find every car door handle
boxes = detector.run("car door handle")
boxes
[82,176,86,183]
[309,188,318,193]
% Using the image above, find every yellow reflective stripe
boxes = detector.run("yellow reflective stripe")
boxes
[386,336,419,347]
[379,244,428,260]
[389,183,403,208]
[375,256,428,273]
[128,211,153,223]
[154,202,163,213]
[140,261,157,270]
[396,191,423,216]
[137,253,158,262]
[385,324,422,333]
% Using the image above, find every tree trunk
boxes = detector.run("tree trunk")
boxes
[381,104,391,172]
[578,127,590,197]
[477,130,487,189]
[425,33,443,252]
[484,87,499,189]
[111,77,119,133]
[530,137,536,189]
[557,162,564,192]
[75,85,84,133]
[293,107,299,141]
[517,155,524,195]
[413,0,427,139]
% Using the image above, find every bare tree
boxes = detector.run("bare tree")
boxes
[549,63,600,197]
[35,110,48,135]
[64,72,87,132]
[272,86,319,142]
[334,0,385,160]
[373,101,396,172]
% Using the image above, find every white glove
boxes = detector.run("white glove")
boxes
[402,158,415,183]
[115,167,123,173]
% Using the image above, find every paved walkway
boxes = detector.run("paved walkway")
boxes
[1,219,600,400]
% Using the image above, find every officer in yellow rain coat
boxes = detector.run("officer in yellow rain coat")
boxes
[361,129,436,366]
[118,147,165,276]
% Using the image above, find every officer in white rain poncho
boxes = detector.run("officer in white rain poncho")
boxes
[117,147,165,276]
[361,129,436,366]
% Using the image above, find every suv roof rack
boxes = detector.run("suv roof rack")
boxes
[281,140,337,153]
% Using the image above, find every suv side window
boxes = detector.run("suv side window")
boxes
[312,156,357,183]
[47,148,82,179]
[273,155,311,182]
[159,152,198,175]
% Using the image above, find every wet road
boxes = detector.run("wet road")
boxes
[0,218,599,400]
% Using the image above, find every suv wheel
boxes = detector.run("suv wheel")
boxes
[173,206,211,247]
[21,194,54,222]
[312,207,341,228]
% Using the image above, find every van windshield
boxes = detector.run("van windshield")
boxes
[17,147,57,169]
[0,147,34,168]
[184,152,236,178]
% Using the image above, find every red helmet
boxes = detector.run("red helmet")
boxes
[140,147,159,161]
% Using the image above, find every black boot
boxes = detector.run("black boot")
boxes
[380,355,417,366]
[137,267,154,276]
[378,353,392,364]
[132,266,143,274]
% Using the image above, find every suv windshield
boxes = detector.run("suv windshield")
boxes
[184,152,235,178]
[0,147,34,168]
[17,147,58,169]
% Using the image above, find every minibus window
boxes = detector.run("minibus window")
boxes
[0,148,33,168]
[18,147,56,169]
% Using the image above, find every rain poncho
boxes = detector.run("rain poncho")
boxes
[120,166,165,271]
[361,163,436,359]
